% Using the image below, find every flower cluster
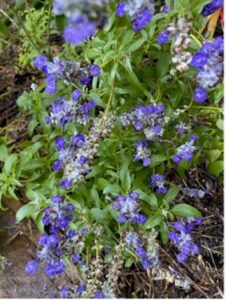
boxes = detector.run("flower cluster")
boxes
[116,0,154,32]
[172,135,198,164]
[34,55,100,94]
[191,37,224,102]
[134,140,151,166]
[182,187,208,199]
[169,218,202,263]
[112,192,147,224]
[59,242,125,298]
[158,18,192,72]
[119,103,167,141]
[25,195,86,277]
[202,0,223,17]
[53,0,110,45]
[52,113,116,189]
[45,90,95,129]
[150,174,168,194]
[125,230,160,269]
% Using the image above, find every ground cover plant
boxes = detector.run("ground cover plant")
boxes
[0,0,224,298]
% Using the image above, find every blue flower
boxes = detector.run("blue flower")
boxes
[158,29,170,45]
[150,174,168,194]
[45,260,66,276]
[193,87,207,103]
[202,0,223,16]
[25,259,39,276]
[60,286,69,298]
[64,17,96,45]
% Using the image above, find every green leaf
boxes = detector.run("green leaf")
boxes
[3,154,17,175]
[0,140,8,161]
[208,150,222,163]
[90,186,101,208]
[137,190,158,207]
[125,257,135,268]
[160,221,169,244]
[144,215,162,229]
[208,160,224,177]
[90,208,108,223]
[119,159,131,192]
[171,203,202,217]
[0,20,9,37]
[162,186,180,203]
[16,203,36,221]
[126,37,146,53]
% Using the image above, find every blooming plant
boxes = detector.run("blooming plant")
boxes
[0,0,223,298]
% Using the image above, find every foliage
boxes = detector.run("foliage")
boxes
[0,0,223,298]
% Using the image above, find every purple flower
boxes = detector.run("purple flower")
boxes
[202,0,223,16]
[116,2,127,16]
[158,29,170,45]
[150,174,168,194]
[191,53,208,69]
[193,87,207,103]
[72,90,82,101]
[55,137,66,151]
[38,233,49,246]
[173,136,198,164]
[60,286,69,298]
[33,55,48,70]
[89,64,101,77]
[132,9,153,32]
[70,133,86,147]
[72,253,80,264]
[95,290,104,299]
[64,18,96,45]
[47,234,60,248]
[45,260,66,277]
[76,281,86,296]
[52,160,63,171]
[136,246,147,258]
[25,259,39,276]
[134,140,151,166]
[176,252,187,263]
[60,178,73,189]
[51,195,63,204]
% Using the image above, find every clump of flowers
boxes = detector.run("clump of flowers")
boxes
[34,55,100,94]
[25,195,87,277]
[134,140,151,166]
[125,230,160,269]
[116,0,154,32]
[158,18,192,72]
[52,113,116,189]
[202,0,223,17]
[191,37,224,102]
[60,241,125,298]
[172,135,198,164]
[53,0,110,45]
[150,174,168,194]
[112,191,147,224]
[169,218,202,263]
[45,90,95,129]
[119,103,167,140]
